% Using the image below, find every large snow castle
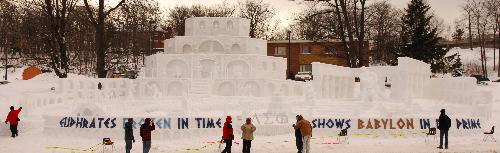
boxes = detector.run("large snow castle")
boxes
[138,17,306,97]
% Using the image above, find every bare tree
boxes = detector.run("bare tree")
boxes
[292,2,337,41]
[238,0,276,39]
[366,0,402,64]
[289,0,368,68]
[38,0,78,78]
[468,0,490,77]
[462,0,475,50]
[330,0,368,68]
[83,0,125,78]
[484,0,500,72]
[0,0,20,80]
[108,0,162,72]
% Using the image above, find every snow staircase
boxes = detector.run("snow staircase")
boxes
[189,79,211,96]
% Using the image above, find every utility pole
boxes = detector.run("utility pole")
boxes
[3,46,7,80]
[287,30,291,80]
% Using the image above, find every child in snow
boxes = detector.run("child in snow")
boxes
[241,118,256,153]
[5,106,22,138]
[140,118,155,153]
[221,116,234,153]
[294,115,312,153]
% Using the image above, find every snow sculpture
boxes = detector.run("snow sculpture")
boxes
[311,62,356,99]
[359,68,384,102]
[391,57,431,100]
[139,17,305,97]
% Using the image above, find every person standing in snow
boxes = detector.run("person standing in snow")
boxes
[221,116,234,153]
[124,118,135,153]
[437,109,451,149]
[5,106,22,138]
[292,115,303,153]
[294,115,312,153]
[140,118,155,153]
[241,118,256,153]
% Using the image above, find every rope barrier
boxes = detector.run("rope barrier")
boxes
[46,142,103,152]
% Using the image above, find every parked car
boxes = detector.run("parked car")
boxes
[295,72,313,81]
[0,81,10,85]
[471,75,490,85]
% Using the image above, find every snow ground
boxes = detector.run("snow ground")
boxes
[448,47,499,79]
[0,73,498,153]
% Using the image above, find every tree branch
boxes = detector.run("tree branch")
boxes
[83,0,97,26]
[106,0,125,17]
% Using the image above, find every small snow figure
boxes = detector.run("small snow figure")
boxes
[221,116,234,153]
[97,82,102,90]
[140,118,155,153]
[437,109,451,149]
[294,115,312,153]
[5,106,22,138]
[124,118,135,153]
[241,118,256,153]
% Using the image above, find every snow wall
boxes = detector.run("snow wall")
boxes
[43,115,484,140]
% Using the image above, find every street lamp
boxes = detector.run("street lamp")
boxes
[287,30,292,80]
[3,46,7,80]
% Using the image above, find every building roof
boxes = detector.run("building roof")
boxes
[267,39,344,43]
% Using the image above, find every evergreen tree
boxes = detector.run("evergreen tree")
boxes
[399,0,448,73]
[451,54,463,77]
[452,28,465,41]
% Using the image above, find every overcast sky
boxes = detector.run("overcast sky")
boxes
[156,0,466,28]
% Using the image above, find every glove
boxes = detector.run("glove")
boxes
[132,139,135,143]
[292,124,295,127]
[4,121,7,124]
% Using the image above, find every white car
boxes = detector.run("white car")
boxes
[295,72,313,81]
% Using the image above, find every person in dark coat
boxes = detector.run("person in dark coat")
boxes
[124,118,135,153]
[292,115,303,153]
[98,82,102,90]
[221,116,234,153]
[437,109,451,149]
[5,106,22,138]
[140,118,155,153]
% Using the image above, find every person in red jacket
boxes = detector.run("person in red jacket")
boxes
[140,118,155,153]
[221,116,234,153]
[5,106,22,138]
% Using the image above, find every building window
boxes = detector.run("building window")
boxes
[274,47,286,55]
[300,64,312,72]
[325,46,337,56]
[301,46,310,54]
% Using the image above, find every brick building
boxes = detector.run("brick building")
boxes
[267,40,369,78]
[151,27,173,52]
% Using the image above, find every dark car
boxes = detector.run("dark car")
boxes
[471,75,490,85]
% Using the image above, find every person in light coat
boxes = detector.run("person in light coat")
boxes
[294,115,312,153]
[241,118,256,153]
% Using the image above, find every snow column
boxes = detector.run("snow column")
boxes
[312,62,355,99]
[391,57,431,100]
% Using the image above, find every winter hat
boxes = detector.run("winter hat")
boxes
[226,116,232,122]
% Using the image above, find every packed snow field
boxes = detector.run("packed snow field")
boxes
[0,72,498,153]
